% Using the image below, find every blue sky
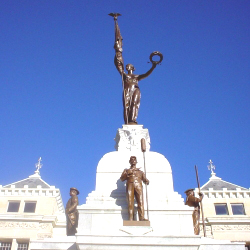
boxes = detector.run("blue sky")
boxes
[0,1,249,205]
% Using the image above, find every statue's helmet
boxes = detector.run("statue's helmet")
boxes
[184,188,194,195]
[70,187,80,195]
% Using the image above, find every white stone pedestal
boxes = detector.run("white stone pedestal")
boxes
[78,149,194,237]
[30,125,245,250]
[75,125,245,249]
[30,235,245,250]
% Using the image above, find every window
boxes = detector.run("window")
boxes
[214,203,229,215]
[231,204,245,215]
[7,201,20,212]
[17,243,28,250]
[0,242,12,250]
[24,202,36,213]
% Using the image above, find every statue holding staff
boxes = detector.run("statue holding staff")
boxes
[185,188,203,235]
[120,156,149,221]
[109,13,163,125]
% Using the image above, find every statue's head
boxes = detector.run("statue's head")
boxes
[70,187,79,196]
[184,188,194,196]
[129,156,137,165]
[126,64,135,72]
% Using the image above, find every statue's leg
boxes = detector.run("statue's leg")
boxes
[130,88,140,124]
[67,219,74,236]
[123,88,130,124]
[193,210,200,235]
[134,183,144,221]
[66,213,78,236]
[66,218,69,235]
[71,216,77,234]
[127,183,135,221]
[197,210,200,235]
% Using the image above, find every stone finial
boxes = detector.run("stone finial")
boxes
[35,157,43,175]
[207,159,216,177]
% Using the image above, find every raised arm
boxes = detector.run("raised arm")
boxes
[137,62,157,81]
[112,17,124,75]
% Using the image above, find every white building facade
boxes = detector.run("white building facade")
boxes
[195,161,250,249]
[0,159,66,250]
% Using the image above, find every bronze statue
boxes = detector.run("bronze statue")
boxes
[66,187,79,236]
[109,13,163,125]
[120,156,149,221]
[185,188,203,235]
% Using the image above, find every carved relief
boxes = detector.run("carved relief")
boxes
[0,222,51,230]
[39,223,51,230]
[0,222,38,229]
[37,233,52,239]
[115,126,150,151]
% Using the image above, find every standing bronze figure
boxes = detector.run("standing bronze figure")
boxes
[66,187,79,236]
[185,188,203,235]
[109,13,163,125]
[120,156,149,221]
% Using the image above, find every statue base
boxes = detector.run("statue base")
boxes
[30,235,245,250]
[123,220,150,226]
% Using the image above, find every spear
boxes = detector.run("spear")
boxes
[195,165,206,237]
[141,138,149,220]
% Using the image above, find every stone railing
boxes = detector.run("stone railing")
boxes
[0,185,64,213]
[194,187,250,199]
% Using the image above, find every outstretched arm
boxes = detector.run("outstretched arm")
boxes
[137,62,157,81]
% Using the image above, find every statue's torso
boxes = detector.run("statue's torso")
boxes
[126,168,144,183]
[185,195,200,209]
[66,196,79,214]
[124,74,139,90]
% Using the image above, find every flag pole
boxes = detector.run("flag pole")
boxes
[109,13,128,124]
[195,165,206,237]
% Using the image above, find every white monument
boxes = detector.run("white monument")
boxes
[30,125,245,250]
[29,13,245,250]
[74,125,244,249]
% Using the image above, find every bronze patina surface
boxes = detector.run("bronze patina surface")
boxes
[123,220,150,227]
[120,156,149,221]
[109,13,163,125]
[66,187,79,236]
[185,188,203,235]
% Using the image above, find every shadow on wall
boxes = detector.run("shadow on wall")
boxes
[110,179,129,220]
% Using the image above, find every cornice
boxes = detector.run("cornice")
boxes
[0,187,65,213]
[194,187,250,199]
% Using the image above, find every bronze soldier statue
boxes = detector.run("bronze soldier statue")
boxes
[185,188,203,235]
[120,156,149,221]
[66,187,79,236]
[109,13,163,125]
